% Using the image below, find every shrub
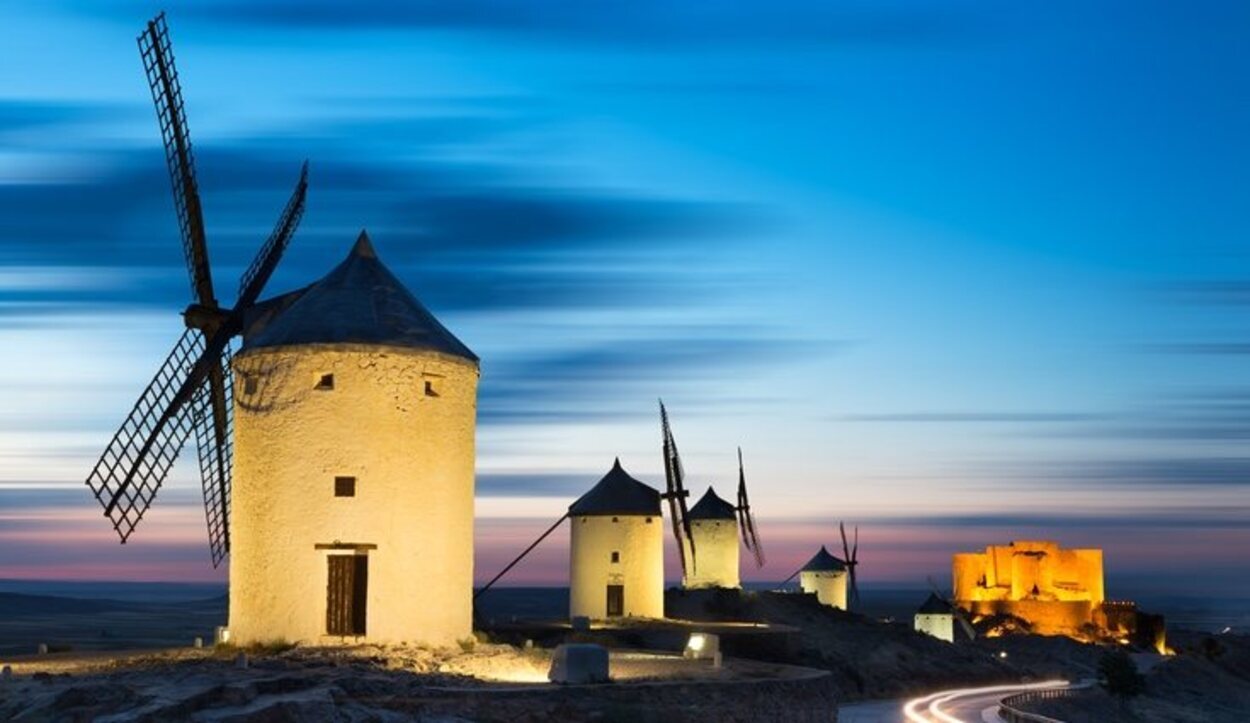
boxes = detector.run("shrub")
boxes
[1098,649,1145,700]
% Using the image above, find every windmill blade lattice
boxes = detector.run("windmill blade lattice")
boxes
[85,13,311,568]
[237,161,309,305]
[139,12,215,306]
[86,329,204,541]
[736,447,765,567]
[659,400,695,576]
[192,348,234,566]
[841,521,861,608]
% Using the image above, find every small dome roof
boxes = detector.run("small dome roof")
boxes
[801,545,847,573]
[242,231,477,361]
[688,486,737,520]
[917,592,953,615]
[568,458,661,517]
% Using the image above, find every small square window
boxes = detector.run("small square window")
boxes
[424,380,439,397]
[334,476,356,497]
[316,373,335,390]
[243,376,258,395]
[645,517,653,524]
[610,551,620,564]
[611,516,619,523]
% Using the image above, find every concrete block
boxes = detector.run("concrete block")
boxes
[683,632,720,661]
[548,643,609,684]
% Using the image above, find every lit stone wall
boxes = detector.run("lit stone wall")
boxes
[229,343,478,647]
[799,570,847,610]
[569,514,664,619]
[953,541,1104,604]
[952,540,1108,637]
[683,519,741,589]
[966,599,1095,636]
[952,552,988,601]
[914,613,954,643]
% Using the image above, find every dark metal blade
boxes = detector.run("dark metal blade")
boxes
[736,447,765,567]
[139,12,215,307]
[659,400,689,579]
[86,329,203,542]
[236,161,309,306]
[192,348,234,567]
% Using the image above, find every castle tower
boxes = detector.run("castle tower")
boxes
[228,232,479,647]
[799,545,849,610]
[682,486,740,589]
[568,459,664,620]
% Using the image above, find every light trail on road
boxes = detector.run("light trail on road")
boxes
[903,679,1070,722]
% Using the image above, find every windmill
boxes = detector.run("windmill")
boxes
[840,521,861,609]
[659,400,696,576]
[735,447,765,567]
[84,12,309,566]
[928,576,977,641]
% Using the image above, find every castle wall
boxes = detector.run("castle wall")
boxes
[952,552,988,601]
[569,514,664,620]
[229,344,478,647]
[966,599,1095,636]
[683,519,740,589]
[915,613,954,643]
[799,570,847,610]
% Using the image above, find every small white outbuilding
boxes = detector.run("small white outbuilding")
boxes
[228,232,479,647]
[682,486,740,589]
[914,593,956,643]
[568,459,664,620]
[799,545,849,610]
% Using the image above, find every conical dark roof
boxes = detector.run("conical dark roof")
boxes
[688,486,737,521]
[568,458,661,517]
[801,545,847,573]
[917,592,953,615]
[242,231,477,361]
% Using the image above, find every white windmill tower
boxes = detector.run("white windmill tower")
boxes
[681,448,766,590]
[84,15,480,647]
[568,459,665,620]
[230,231,479,646]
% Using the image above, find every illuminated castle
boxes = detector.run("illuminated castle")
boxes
[952,540,1103,636]
[229,234,479,646]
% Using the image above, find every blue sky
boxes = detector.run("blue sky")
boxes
[1,1,1248,597]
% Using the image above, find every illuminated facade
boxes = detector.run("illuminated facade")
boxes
[229,233,479,647]
[682,487,741,589]
[952,540,1105,637]
[799,545,848,610]
[914,593,955,643]
[568,459,665,620]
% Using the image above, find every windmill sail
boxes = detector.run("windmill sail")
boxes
[736,447,765,567]
[660,400,695,577]
[841,521,861,609]
[85,13,309,567]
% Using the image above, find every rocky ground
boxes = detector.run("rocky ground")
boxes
[1022,631,1250,723]
[666,588,1109,701]
[0,643,836,722]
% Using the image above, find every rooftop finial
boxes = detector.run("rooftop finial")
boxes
[352,229,377,259]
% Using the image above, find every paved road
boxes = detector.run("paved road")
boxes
[840,679,1074,723]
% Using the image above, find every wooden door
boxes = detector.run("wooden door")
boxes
[326,555,368,636]
[606,584,624,617]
